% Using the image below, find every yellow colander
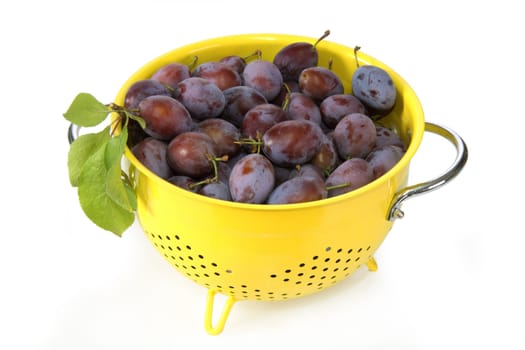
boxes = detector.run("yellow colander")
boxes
[104,34,468,335]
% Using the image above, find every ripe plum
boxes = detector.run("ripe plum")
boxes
[242,59,283,101]
[192,61,242,90]
[229,153,275,204]
[262,119,324,167]
[320,94,367,128]
[137,95,193,140]
[124,79,171,110]
[333,113,376,159]
[267,175,326,204]
[273,30,330,81]
[197,118,241,157]
[326,158,374,197]
[241,103,288,139]
[298,67,343,102]
[366,144,405,178]
[131,137,173,179]
[176,77,226,120]
[167,131,217,178]
[151,63,191,89]
[352,65,396,115]
[221,86,267,127]
[285,92,322,125]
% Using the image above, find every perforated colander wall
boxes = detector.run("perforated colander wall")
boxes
[147,231,375,301]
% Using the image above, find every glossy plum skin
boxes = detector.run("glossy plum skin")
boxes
[290,163,325,181]
[137,95,193,141]
[166,131,216,178]
[333,113,377,159]
[221,86,267,127]
[228,153,275,204]
[198,181,232,201]
[192,61,242,91]
[196,118,241,157]
[176,77,226,120]
[310,132,339,173]
[131,137,173,179]
[262,119,324,168]
[273,80,300,107]
[320,94,368,129]
[325,158,374,197]
[267,175,326,204]
[285,92,322,125]
[242,59,283,101]
[124,79,171,110]
[366,144,405,179]
[375,126,406,149]
[241,103,288,139]
[168,175,199,192]
[352,65,397,114]
[151,63,191,89]
[219,55,247,75]
[273,42,318,81]
[298,67,343,102]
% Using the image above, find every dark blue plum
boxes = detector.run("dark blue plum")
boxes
[351,65,396,115]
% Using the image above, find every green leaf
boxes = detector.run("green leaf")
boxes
[124,180,137,211]
[104,128,135,212]
[106,163,135,213]
[77,142,135,236]
[127,113,147,130]
[104,127,128,170]
[63,93,110,127]
[67,126,111,187]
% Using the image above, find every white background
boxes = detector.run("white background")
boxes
[1,1,524,349]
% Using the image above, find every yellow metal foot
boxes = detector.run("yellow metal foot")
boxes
[366,256,378,272]
[204,289,236,335]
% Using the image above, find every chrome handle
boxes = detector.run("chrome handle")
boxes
[388,122,468,221]
[68,123,80,144]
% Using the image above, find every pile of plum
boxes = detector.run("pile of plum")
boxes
[126,34,406,204]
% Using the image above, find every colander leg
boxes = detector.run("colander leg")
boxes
[204,289,236,335]
[366,256,378,272]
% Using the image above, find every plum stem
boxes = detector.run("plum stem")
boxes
[281,83,292,111]
[354,46,361,68]
[244,49,262,62]
[314,30,331,48]
[325,182,352,191]
[188,55,199,71]
[189,155,228,189]
[234,136,263,154]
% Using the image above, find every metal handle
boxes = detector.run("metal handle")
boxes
[68,123,80,144]
[388,122,468,221]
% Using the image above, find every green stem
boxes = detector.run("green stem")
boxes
[188,55,199,71]
[326,182,352,191]
[234,137,263,154]
[121,170,134,189]
[244,49,262,62]
[354,46,361,68]
[281,83,291,111]
[313,30,331,48]
[188,155,228,189]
